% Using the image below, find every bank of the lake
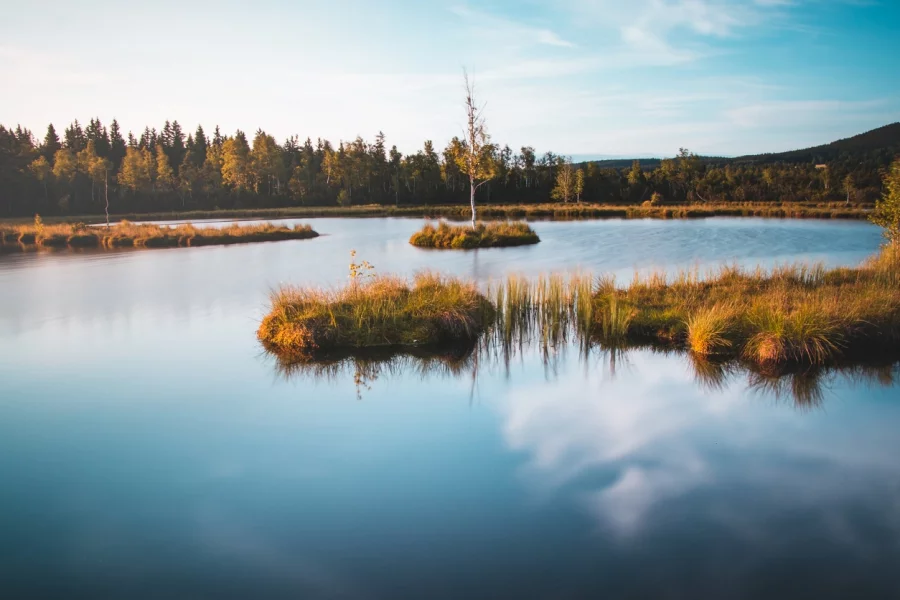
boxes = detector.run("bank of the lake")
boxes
[7,201,873,226]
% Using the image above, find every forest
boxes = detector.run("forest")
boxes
[0,118,897,218]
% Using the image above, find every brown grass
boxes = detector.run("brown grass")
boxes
[6,201,873,226]
[409,221,540,249]
[0,220,318,250]
[257,272,493,360]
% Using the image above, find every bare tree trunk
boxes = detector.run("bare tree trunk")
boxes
[104,169,110,228]
[470,177,476,227]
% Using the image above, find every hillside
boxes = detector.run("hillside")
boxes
[585,122,900,169]
[732,122,900,164]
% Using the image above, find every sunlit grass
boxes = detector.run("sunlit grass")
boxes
[257,272,493,359]
[0,219,318,250]
[259,243,899,368]
[409,221,540,249]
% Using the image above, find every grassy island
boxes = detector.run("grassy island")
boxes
[0,220,318,250]
[257,273,493,360]
[260,245,899,369]
[410,221,540,249]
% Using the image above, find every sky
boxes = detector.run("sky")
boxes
[1,0,898,158]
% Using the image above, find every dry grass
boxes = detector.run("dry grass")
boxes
[257,243,899,367]
[257,272,493,359]
[0,220,318,250]
[10,202,872,226]
[409,221,540,249]
[615,243,900,366]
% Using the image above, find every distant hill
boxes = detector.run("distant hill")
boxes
[582,122,900,170]
[731,122,900,165]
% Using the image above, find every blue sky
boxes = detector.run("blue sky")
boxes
[1,0,898,157]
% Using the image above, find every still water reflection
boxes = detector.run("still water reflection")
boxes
[1,217,898,598]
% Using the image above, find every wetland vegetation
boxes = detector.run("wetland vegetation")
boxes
[0,217,318,250]
[260,243,900,370]
[409,221,540,249]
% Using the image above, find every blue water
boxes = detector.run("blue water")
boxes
[1,217,897,599]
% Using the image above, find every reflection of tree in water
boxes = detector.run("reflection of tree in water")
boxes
[266,299,900,407]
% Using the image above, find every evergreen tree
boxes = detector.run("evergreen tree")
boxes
[191,125,208,166]
[109,119,127,168]
[42,124,61,161]
[64,120,86,151]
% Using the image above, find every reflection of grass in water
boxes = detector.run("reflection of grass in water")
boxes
[687,353,738,393]
[269,330,899,408]
[747,368,829,410]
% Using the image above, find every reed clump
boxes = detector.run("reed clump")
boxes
[0,219,318,251]
[258,272,494,359]
[409,221,540,249]
[609,244,900,367]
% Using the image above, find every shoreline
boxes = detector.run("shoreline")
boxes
[0,202,874,226]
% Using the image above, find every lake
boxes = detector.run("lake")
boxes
[1,217,898,599]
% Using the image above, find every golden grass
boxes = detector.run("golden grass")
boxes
[0,220,318,250]
[686,303,736,356]
[257,243,899,368]
[409,221,540,249]
[616,243,900,366]
[257,272,493,359]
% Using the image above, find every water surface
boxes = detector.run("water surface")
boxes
[1,217,898,599]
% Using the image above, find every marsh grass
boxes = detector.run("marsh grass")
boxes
[0,220,318,251]
[24,201,870,226]
[257,272,493,359]
[259,243,898,368]
[409,221,540,249]
[615,244,900,366]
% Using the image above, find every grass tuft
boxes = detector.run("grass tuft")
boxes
[409,221,540,249]
[258,272,493,359]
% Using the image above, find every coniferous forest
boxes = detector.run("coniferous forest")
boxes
[0,118,897,218]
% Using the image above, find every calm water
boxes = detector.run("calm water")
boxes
[1,217,898,599]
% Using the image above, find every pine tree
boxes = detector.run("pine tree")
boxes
[42,124,61,161]
[170,120,186,170]
[192,125,208,166]
[109,119,126,168]
[64,120,86,151]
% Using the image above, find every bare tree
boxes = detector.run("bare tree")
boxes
[104,166,110,228]
[461,70,495,227]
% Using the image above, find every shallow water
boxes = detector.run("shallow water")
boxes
[1,217,898,599]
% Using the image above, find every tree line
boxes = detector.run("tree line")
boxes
[0,118,895,218]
